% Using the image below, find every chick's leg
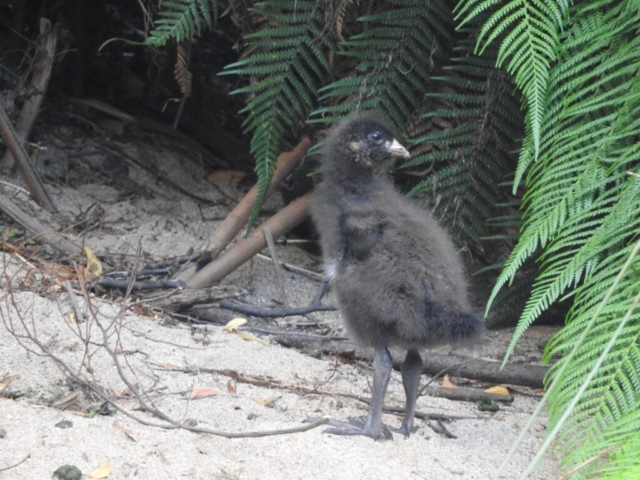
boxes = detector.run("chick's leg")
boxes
[392,348,423,438]
[324,347,393,439]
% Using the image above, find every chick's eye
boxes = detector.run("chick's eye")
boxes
[369,132,383,143]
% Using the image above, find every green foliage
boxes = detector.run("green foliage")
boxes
[456,0,569,161]
[495,241,640,479]
[485,0,640,363]
[145,0,218,46]
[222,0,334,228]
[403,33,522,246]
[456,0,640,477]
[545,241,640,478]
[311,0,452,129]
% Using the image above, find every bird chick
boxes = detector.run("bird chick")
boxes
[311,112,482,439]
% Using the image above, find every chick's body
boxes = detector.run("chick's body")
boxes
[311,112,480,439]
[314,178,471,349]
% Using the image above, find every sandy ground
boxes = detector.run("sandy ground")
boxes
[0,132,561,479]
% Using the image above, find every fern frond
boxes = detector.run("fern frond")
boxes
[405,33,522,247]
[543,240,640,478]
[146,0,218,46]
[222,0,333,228]
[489,0,640,364]
[456,0,569,162]
[476,0,640,476]
[311,0,452,129]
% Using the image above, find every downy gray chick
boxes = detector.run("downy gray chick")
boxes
[311,112,481,439]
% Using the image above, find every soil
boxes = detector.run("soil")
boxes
[0,119,561,479]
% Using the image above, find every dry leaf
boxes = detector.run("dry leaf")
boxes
[187,388,224,399]
[256,397,278,407]
[52,391,84,410]
[113,421,138,442]
[109,386,123,398]
[227,380,236,395]
[132,303,157,317]
[83,246,103,281]
[224,317,247,332]
[207,170,247,183]
[39,260,76,280]
[85,460,110,479]
[484,386,510,396]
[442,375,457,388]
[0,374,19,392]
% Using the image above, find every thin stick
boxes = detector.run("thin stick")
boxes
[0,453,31,472]
[218,300,336,318]
[186,194,312,287]
[199,137,312,262]
[264,226,288,307]
[0,103,55,212]
[255,253,324,282]
[555,446,617,480]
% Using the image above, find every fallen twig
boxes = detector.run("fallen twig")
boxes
[430,418,457,439]
[219,299,336,317]
[94,277,186,291]
[422,354,548,389]
[0,192,80,256]
[421,385,513,403]
[95,143,221,206]
[144,285,245,310]
[186,194,312,287]
[197,137,312,266]
[0,453,31,472]
[0,104,55,212]
[264,226,288,306]
[255,253,324,282]
[554,445,617,480]
[245,326,346,341]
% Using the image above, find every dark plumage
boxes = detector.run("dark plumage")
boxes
[311,112,482,439]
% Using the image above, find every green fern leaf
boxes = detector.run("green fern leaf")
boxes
[146,0,217,46]
[223,0,333,228]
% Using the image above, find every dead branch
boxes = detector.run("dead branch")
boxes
[186,194,312,287]
[430,419,457,438]
[421,385,513,403]
[199,137,312,262]
[422,353,548,389]
[0,192,80,256]
[94,142,221,206]
[0,103,55,213]
[93,277,186,291]
[236,329,547,389]
[219,299,336,317]
[1,19,59,175]
[69,97,137,125]
[147,363,493,424]
[218,277,335,317]
[143,285,245,310]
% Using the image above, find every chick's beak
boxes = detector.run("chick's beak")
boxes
[387,139,411,159]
